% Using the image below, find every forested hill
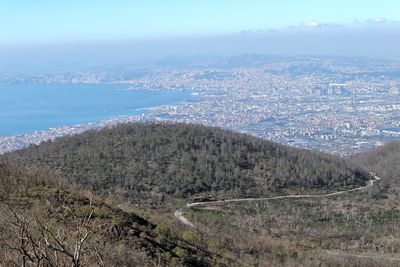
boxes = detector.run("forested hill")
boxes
[6,123,370,199]
[352,141,400,182]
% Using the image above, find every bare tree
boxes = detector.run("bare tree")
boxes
[1,200,98,267]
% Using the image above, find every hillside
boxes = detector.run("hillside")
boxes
[352,141,400,182]
[2,124,396,267]
[6,123,370,201]
[0,160,220,267]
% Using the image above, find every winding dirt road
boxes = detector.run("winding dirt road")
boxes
[175,173,381,227]
[174,209,195,227]
[173,173,395,262]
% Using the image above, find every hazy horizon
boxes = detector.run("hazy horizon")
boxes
[1,0,400,75]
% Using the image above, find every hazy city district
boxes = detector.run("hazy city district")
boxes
[1,55,399,156]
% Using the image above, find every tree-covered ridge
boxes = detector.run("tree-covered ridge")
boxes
[352,141,400,182]
[7,123,370,199]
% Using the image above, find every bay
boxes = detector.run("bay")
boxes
[0,83,194,136]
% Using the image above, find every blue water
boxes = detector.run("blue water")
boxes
[0,83,193,136]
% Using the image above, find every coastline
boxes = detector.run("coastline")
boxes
[0,83,197,154]
[0,114,145,154]
[0,98,195,155]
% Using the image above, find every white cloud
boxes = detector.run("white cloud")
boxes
[302,20,321,28]
[366,17,387,24]
[298,20,343,29]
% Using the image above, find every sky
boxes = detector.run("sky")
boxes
[0,0,399,74]
[1,0,399,44]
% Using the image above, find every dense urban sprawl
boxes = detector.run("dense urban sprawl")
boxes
[1,55,399,156]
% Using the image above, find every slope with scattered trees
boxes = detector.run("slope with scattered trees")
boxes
[6,123,371,200]
[352,141,400,182]
[0,160,220,266]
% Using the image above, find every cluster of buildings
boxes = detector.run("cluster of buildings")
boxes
[1,56,399,157]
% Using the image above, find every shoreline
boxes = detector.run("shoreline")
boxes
[0,114,149,155]
[0,83,197,154]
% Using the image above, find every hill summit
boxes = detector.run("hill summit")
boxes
[6,123,370,200]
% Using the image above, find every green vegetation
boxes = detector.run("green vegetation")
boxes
[6,123,370,201]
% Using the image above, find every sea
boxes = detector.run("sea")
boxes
[0,83,194,137]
